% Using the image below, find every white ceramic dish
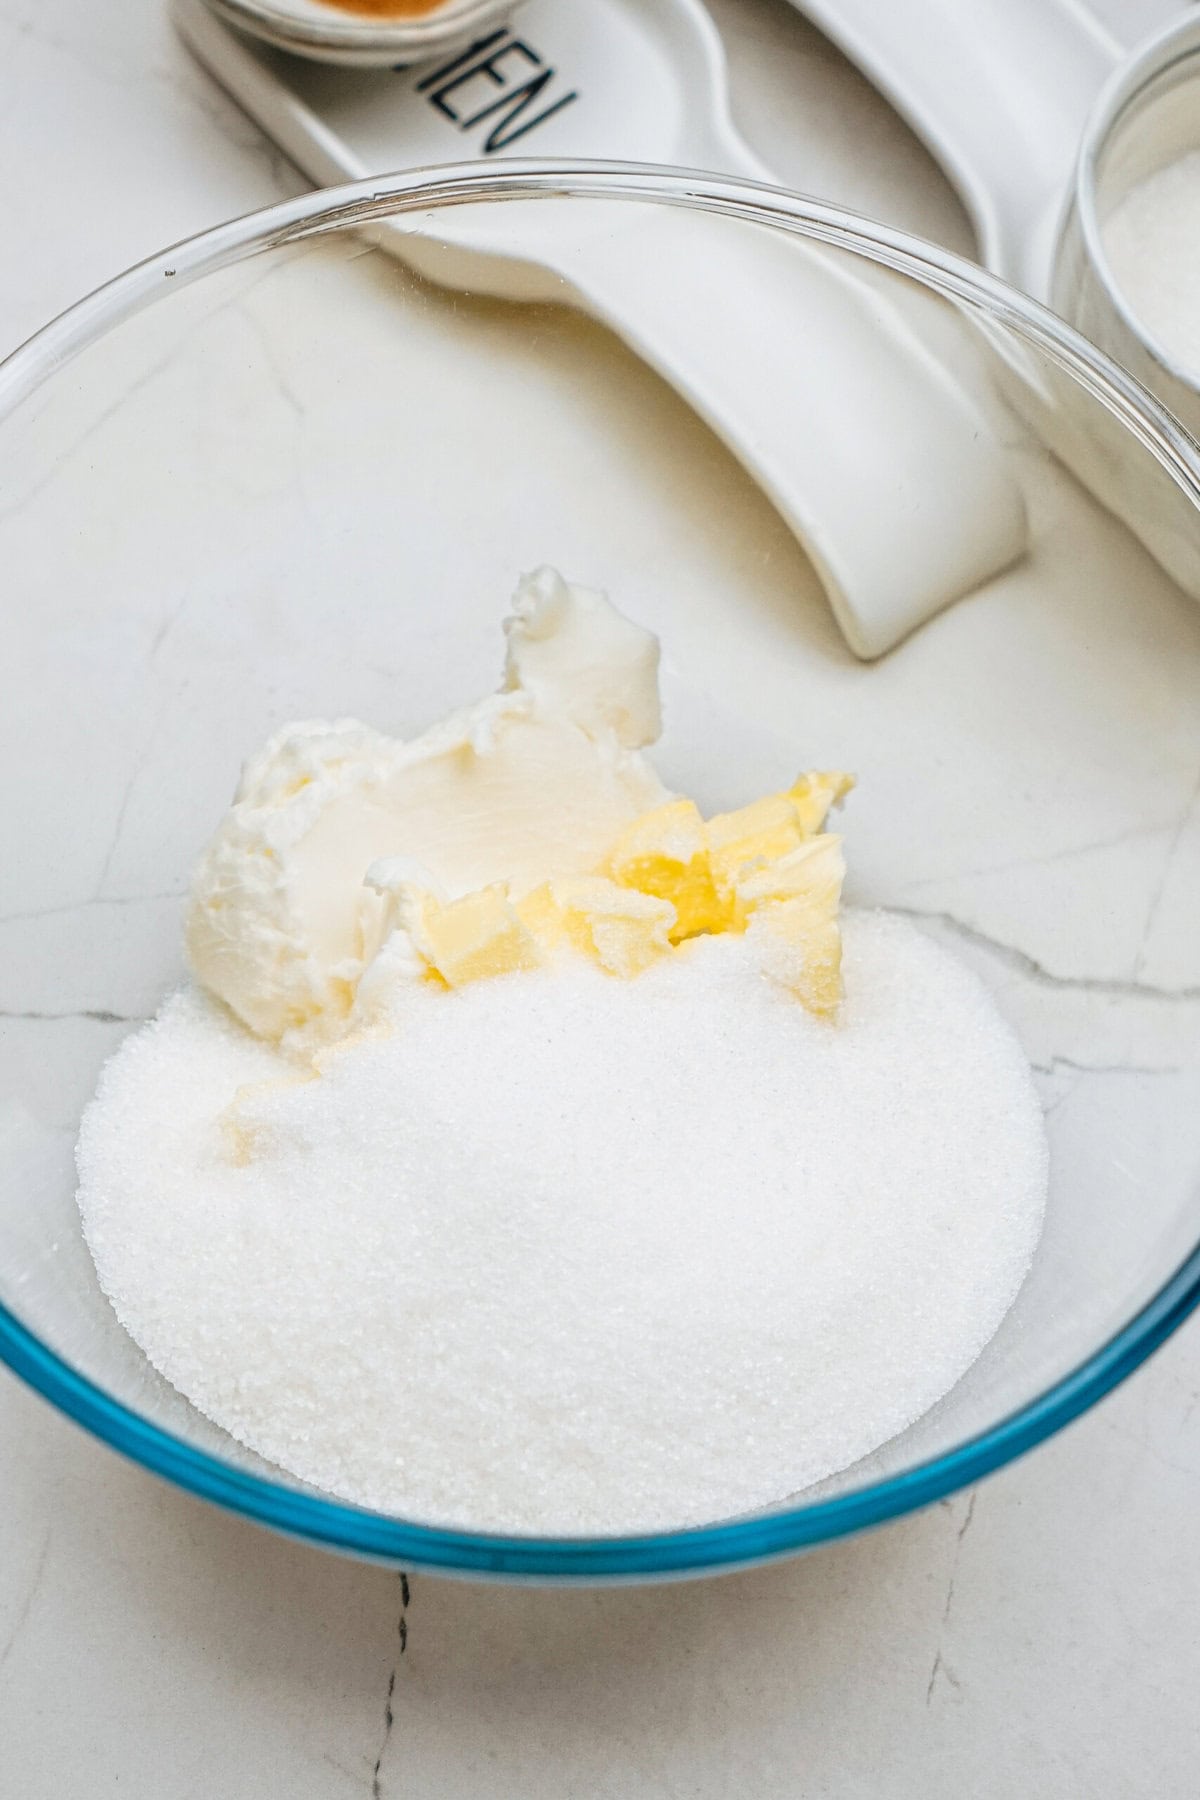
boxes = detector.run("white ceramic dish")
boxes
[175,0,1029,660]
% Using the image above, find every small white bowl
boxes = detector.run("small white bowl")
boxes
[206,0,520,68]
[1050,11,1200,600]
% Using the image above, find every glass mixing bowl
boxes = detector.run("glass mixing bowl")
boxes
[1,163,1199,1581]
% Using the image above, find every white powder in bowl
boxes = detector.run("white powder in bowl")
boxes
[76,911,1046,1536]
[1103,148,1200,376]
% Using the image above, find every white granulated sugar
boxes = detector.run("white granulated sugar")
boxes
[77,912,1047,1536]
[1104,149,1200,376]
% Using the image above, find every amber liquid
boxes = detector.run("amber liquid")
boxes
[315,0,449,16]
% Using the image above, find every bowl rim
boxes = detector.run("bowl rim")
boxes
[1076,11,1200,392]
[3,158,1200,1580]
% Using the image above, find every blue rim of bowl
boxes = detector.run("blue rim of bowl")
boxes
[3,160,1200,1580]
[4,1251,1199,1577]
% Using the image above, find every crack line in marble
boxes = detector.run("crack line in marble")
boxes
[890,905,1200,1003]
[0,1008,145,1024]
[234,301,307,422]
[0,334,189,524]
[1031,1056,1181,1078]
[92,766,145,903]
[1105,1417,1200,1483]
[0,1525,51,1679]
[149,591,191,663]
[0,247,308,527]
[0,891,187,927]
[1134,762,1200,981]
[892,818,1180,892]
[371,1573,409,1800]
[93,688,182,905]
[925,1490,975,1708]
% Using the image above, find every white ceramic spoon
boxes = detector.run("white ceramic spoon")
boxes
[174,0,1028,660]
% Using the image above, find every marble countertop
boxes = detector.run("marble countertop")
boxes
[1,1,1198,1794]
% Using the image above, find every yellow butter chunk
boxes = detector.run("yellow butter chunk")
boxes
[513,882,571,952]
[736,833,845,913]
[739,836,846,1019]
[220,1070,318,1166]
[788,771,855,837]
[410,884,544,988]
[604,798,727,940]
[374,769,852,1005]
[595,772,854,971]
[549,877,677,977]
[706,791,805,883]
[705,777,853,922]
[751,902,844,1019]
